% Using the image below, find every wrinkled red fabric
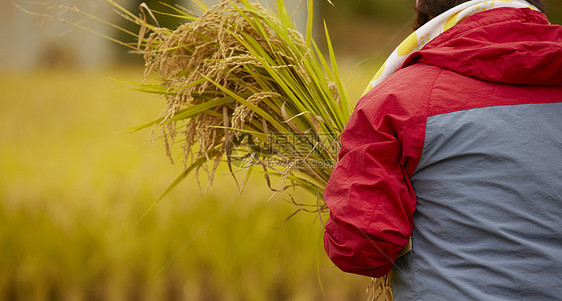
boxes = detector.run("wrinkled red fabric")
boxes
[405,8,562,85]
[323,7,562,278]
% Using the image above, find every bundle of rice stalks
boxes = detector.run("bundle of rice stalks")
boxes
[21,0,350,214]
[117,0,353,213]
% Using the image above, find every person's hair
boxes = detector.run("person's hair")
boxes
[414,0,546,29]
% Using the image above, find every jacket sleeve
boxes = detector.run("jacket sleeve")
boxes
[323,84,422,278]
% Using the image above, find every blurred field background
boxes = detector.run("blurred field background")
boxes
[1,0,561,300]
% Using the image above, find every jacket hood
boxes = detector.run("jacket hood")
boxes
[403,7,562,85]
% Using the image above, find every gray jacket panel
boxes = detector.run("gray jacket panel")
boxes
[393,103,562,300]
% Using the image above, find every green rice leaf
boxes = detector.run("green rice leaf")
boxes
[136,148,221,224]
[306,0,313,47]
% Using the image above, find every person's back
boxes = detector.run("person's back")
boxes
[322,2,562,299]
[393,11,562,296]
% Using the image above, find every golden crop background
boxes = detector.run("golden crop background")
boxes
[0,65,377,300]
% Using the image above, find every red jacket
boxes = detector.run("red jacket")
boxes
[323,6,562,281]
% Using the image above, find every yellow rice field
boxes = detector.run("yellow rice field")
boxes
[0,65,377,300]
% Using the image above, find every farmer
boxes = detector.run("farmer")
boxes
[323,0,562,299]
